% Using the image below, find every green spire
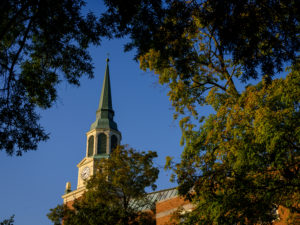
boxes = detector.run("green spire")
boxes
[90,58,118,131]
[97,58,113,115]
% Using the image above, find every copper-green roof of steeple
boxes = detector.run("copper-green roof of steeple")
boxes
[90,58,118,131]
[98,58,113,112]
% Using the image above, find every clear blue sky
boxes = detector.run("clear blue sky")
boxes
[0,29,189,225]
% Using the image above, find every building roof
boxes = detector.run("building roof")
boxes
[130,187,178,211]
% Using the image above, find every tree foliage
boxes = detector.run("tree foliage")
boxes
[101,0,300,122]
[102,0,300,80]
[48,145,158,225]
[100,1,300,223]
[0,0,102,155]
[197,0,300,80]
[173,69,300,224]
[2,0,299,157]
[0,215,14,225]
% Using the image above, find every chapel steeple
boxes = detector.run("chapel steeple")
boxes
[90,58,118,131]
[84,58,121,162]
[63,57,122,199]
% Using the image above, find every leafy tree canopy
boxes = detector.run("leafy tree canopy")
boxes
[0,0,102,155]
[100,0,300,126]
[48,145,159,225]
[100,1,300,223]
[172,68,300,224]
[2,0,299,156]
[102,0,300,81]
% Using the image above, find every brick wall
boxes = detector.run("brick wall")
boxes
[155,197,299,225]
[156,196,192,225]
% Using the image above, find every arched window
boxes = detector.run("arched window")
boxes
[87,136,94,157]
[111,135,118,153]
[97,133,107,154]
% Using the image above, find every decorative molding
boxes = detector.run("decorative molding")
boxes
[62,187,86,204]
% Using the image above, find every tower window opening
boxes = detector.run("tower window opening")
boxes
[87,136,94,157]
[97,133,107,154]
[111,135,118,153]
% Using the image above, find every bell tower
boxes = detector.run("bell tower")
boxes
[62,58,121,202]
[87,57,121,158]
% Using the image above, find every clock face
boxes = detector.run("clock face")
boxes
[81,166,90,180]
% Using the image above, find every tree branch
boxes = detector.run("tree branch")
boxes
[209,28,239,96]
[6,17,33,102]
[0,2,31,41]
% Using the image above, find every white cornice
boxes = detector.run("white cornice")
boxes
[62,187,86,203]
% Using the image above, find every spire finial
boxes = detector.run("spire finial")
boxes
[106,53,110,62]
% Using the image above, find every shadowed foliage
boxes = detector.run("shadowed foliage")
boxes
[101,0,299,81]
[0,0,103,155]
